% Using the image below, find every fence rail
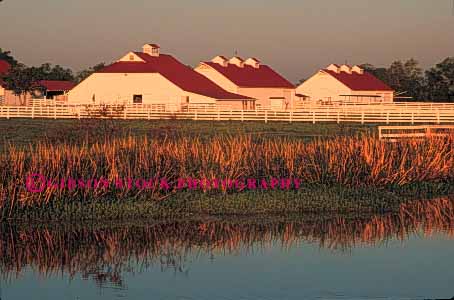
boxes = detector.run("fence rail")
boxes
[378,125,454,140]
[1,103,454,124]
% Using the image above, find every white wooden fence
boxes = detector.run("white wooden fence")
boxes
[378,125,454,140]
[1,102,454,124]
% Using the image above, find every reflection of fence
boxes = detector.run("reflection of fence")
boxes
[1,103,454,124]
[378,125,454,140]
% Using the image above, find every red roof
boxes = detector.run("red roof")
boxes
[96,53,251,100]
[0,60,10,75]
[324,69,393,91]
[38,80,76,91]
[203,61,294,89]
[0,60,11,87]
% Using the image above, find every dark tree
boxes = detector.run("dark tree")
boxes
[76,63,106,83]
[0,64,40,105]
[426,57,454,102]
[0,48,18,66]
[34,63,74,81]
[360,63,389,84]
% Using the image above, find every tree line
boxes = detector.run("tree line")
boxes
[361,57,454,102]
[2,48,454,102]
[0,48,105,104]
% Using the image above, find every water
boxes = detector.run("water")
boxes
[1,211,453,300]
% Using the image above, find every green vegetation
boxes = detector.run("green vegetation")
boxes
[5,183,453,222]
[0,119,375,150]
[0,119,453,222]
[361,57,454,102]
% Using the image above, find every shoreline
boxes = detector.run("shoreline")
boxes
[3,183,454,223]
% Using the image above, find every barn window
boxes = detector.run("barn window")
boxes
[129,54,135,61]
[133,95,143,104]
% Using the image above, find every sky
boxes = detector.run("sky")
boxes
[0,0,453,83]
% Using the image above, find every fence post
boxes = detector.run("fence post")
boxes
[77,107,81,120]
[265,110,268,123]
[6,106,9,120]
[411,112,414,125]
[337,111,340,124]
[54,105,57,119]
[241,110,244,122]
[147,108,151,120]
[436,110,440,124]
[289,111,293,123]
[194,110,198,121]
[312,110,316,124]
[361,109,365,125]
[217,108,220,121]
[31,105,35,119]
[123,108,127,120]
[386,112,389,124]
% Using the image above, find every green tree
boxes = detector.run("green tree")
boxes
[34,63,74,81]
[0,64,40,105]
[75,63,106,83]
[0,48,18,66]
[386,59,424,101]
[360,63,389,84]
[425,57,454,102]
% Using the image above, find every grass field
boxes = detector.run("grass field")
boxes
[0,119,376,148]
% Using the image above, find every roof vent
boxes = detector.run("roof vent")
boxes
[143,43,160,57]
[351,65,364,74]
[326,64,340,73]
[229,56,244,68]
[244,58,260,68]
[211,55,228,67]
[340,64,352,74]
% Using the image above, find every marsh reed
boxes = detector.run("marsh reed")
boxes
[0,134,453,218]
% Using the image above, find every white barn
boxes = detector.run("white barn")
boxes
[296,64,394,104]
[68,44,253,109]
[195,56,295,110]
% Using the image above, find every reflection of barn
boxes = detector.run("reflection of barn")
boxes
[296,64,394,104]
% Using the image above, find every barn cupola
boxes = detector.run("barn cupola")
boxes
[143,43,160,57]
[211,55,228,67]
[229,56,244,68]
[326,64,340,73]
[351,65,364,74]
[244,58,260,69]
[340,64,352,74]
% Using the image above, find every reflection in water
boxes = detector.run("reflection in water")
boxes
[0,197,453,290]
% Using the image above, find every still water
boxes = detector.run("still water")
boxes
[1,200,454,300]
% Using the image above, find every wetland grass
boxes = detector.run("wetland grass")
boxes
[0,133,453,220]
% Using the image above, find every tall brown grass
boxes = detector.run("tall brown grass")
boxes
[0,134,453,215]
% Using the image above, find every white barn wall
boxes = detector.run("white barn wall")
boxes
[348,90,394,102]
[297,72,350,102]
[237,87,295,109]
[195,64,295,109]
[68,73,217,105]
[297,71,394,102]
